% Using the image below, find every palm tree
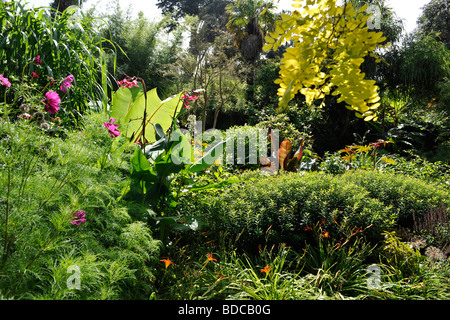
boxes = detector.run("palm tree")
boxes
[226,0,276,62]
[226,0,277,100]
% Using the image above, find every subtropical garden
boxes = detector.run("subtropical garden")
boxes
[0,0,449,300]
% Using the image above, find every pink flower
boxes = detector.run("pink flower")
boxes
[34,55,41,65]
[181,91,201,109]
[18,113,33,120]
[104,118,120,138]
[117,78,139,88]
[31,72,39,79]
[0,74,11,88]
[41,91,61,114]
[70,210,86,225]
[60,74,74,94]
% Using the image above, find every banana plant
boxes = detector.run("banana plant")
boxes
[127,120,234,210]
[110,78,184,146]
[127,120,235,242]
[112,79,236,241]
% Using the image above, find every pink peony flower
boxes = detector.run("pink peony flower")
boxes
[60,74,74,93]
[104,118,120,138]
[31,72,39,79]
[70,210,86,225]
[34,55,41,65]
[0,74,11,88]
[41,91,61,114]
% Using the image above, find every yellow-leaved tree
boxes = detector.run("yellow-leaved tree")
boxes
[263,0,389,121]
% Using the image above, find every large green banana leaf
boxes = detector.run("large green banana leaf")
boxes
[111,84,183,144]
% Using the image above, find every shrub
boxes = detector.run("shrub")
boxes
[339,170,450,227]
[202,171,395,250]
[383,155,450,188]
[200,170,449,251]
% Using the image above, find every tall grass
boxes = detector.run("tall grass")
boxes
[0,1,115,118]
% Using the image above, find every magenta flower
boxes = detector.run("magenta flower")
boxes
[181,91,201,110]
[104,118,120,138]
[41,91,61,114]
[34,55,41,65]
[60,74,74,94]
[70,210,86,225]
[31,72,39,79]
[117,78,139,88]
[18,113,33,120]
[0,74,11,88]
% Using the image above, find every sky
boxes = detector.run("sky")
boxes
[24,0,431,34]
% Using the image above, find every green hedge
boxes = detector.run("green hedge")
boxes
[339,170,450,224]
[201,170,449,250]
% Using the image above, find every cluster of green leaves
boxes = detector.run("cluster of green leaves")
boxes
[202,171,390,250]
[0,1,113,118]
[111,81,231,206]
[381,34,450,106]
[367,231,450,299]
[154,223,450,300]
[382,155,450,188]
[0,113,161,299]
[264,0,388,120]
[197,169,449,251]
[339,170,449,224]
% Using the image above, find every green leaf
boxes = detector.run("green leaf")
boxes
[187,179,238,193]
[130,148,151,173]
[188,139,228,173]
[111,86,183,144]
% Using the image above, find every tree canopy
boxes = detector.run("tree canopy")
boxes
[417,0,450,48]
[264,0,388,121]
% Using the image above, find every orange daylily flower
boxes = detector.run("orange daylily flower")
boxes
[322,230,330,238]
[339,146,356,154]
[260,265,273,275]
[206,253,217,262]
[160,258,174,269]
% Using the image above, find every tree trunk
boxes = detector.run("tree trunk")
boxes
[202,90,208,133]
[212,104,223,129]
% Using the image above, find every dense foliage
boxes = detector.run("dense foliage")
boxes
[0,0,449,301]
[0,1,111,120]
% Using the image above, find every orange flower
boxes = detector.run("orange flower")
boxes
[322,230,330,238]
[260,265,272,275]
[206,253,217,262]
[304,225,312,231]
[160,258,174,269]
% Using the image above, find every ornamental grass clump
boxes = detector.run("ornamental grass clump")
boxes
[0,1,114,118]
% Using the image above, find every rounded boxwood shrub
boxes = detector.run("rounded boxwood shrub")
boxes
[339,170,450,227]
[201,170,449,251]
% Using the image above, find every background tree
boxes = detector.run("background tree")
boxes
[157,0,230,32]
[226,0,277,101]
[100,1,184,98]
[179,18,246,131]
[50,0,83,13]
[417,0,450,49]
